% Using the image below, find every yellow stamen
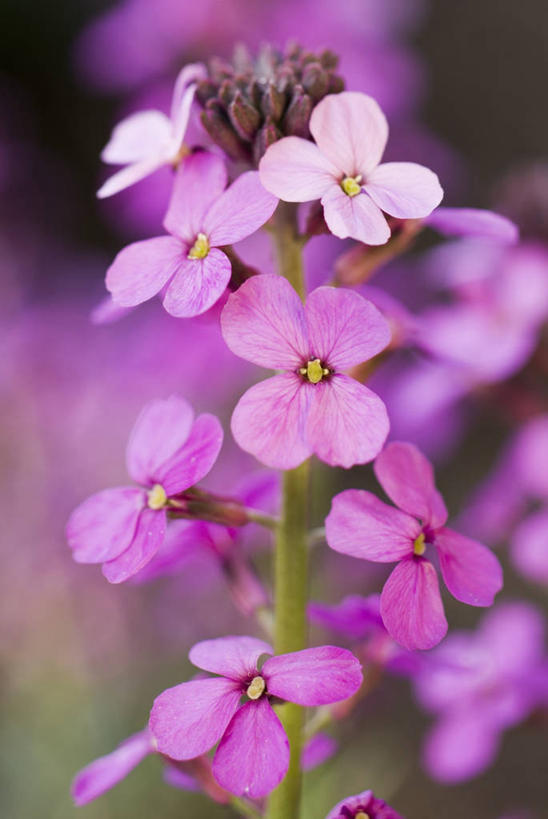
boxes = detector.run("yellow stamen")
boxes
[299,358,330,384]
[188,232,210,259]
[246,675,266,700]
[148,483,167,510]
[413,532,426,556]
[341,175,362,197]
[355,813,370,819]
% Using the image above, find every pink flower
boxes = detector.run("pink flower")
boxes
[106,151,278,317]
[325,789,404,819]
[72,730,153,805]
[326,441,503,650]
[66,396,223,583]
[149,636,362,798]
[259,91,443,245]
[97,63,206,198]
[221,274,391,469]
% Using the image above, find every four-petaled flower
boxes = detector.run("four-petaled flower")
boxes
[66,396,223,582]
[149,636,362,798]
[326,441,503,650]
[325,789,405,819]
[259,91,443,246]
[221,274,391,469]
[106,151,278,317]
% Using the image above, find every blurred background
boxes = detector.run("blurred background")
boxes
[1,1,548,817]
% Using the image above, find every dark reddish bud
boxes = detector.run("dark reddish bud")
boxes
[228,90,262,141]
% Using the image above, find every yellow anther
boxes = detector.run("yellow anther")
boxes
[299,358,330,384]
[341,175,362,197]
[355,813,370,819]
[246,675,266,700]
[148,483,167,510]
[188,232,210,259]
[413,532,426,556]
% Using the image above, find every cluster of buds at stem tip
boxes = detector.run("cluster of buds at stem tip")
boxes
[196,43,345,165]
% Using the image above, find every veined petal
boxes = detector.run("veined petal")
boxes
[150,677,242,760]
[364,162,443,219]
[262,646,362,706]
[189,636,272,681]
[101,110,171,164]
[436,528,503,606]
[102,507,166,583]
[231,375,313,470]
[106,236,184,306]
[259,137,337,201]
[71,730,152,806]
[97,156,167,199]
[321,186,391,245]
[425,207,519,244]
[155,413,224,495]
[163,249,231,318]
[305,286,391,370]
[305,376,389,468]
[221,275,308,369]
[204,171,278,246]
[163,151,228,240]
[380,557,448,650]
[326,489,419,562]
[213,699,289,798]
[67,487,144,564]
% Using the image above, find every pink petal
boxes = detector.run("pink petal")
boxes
[150,677,242,760]
[436,528,503,606]
[259,136,337,201]
[326,489,419,562]
[479,601,546,674]
[106,236,184,306]
[163,152,228,241]
[231,374,313,469]
[101,111,171,164]
[309,92,389,175]
[154,413,224,495]
[305,286,391,370]
[212,699,289,798]
[374,441,448,528]
[71,730,152,806]
[305,375,389,468]
[511,509,548,586]
[423,711,500,783]
[162,249,231,318]
[380,557,448,650]
[301,734,337,771]
[189,636,273,681]
[170,63,207,145]
[67,487,144,564]
[203,171,278,246]
[321,185,390,245]
[425,207,519,244]
[126,396,194,487]
[102,507,167,583]
[97,156,167,199]
[364,162,443,219]
[221,274,307,369]
[262,646,362,706]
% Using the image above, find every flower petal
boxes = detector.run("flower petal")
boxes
[423,711,500,783]
[126,396,195,487]
[364,162,443,218]
[170,63,207,145]
[71,730,152,806]
[97,156,167,199]
[189,636,273,681]
[101,111,171,164]
[153,414,223,496]
[305,375,389,468]
[305,286,391,370]
[326,489,419,562]
[262,646,362,706]
[310,92,389,175]
[301,734,337,771]
[231,375,313,470]
[162,249,231,318]
[106,236,184,306]
[259,136,337,201]
[511,509,548,586]
[424,207,519,244]
[203,171,278,246]
[373,441,448,528]
[436,528,503,606]
[380,557,448,650]
[321,186,390,245]
[479,601,546,674]
[163,151,228,240]
[212,699,289,798]
[150,677,242,760]
[102,507,167,583]
[221,274,307,369]
[67,487,144,564]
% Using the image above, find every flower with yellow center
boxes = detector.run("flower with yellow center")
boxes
[246,675,266,700]
[299,358,330,384]
[147,483,168,510]
[187,232,210,259]
[340,175,363,197]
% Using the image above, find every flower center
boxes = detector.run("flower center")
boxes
[147,483,168,510]
[355,813,370,819]
[246,675,266,700]
[188,232,210,259]
[413,532,426,556]
[299,358,330,384]
[341,175,362,197]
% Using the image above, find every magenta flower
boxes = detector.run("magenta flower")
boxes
[149,636,362,798]
[97,63,206,198]
[326,441,503,650]
[325,789,404,819]
[66,396,223,583]
[106,151,278,317]
[221,274,391,469]
[72,730,153,805]
[259,91,443,245]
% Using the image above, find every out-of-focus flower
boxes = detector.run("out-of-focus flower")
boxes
[424,207,518,244]
[72,730,154,805]
[106,151,277,317]
[326,442,503,650]
[301,733,338,770]
[67,396,223,583]
[149,636,362,797]
[221,274,390,469]
[511,510,548,587]
[325,788,404,818]
[260,92,442,245]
